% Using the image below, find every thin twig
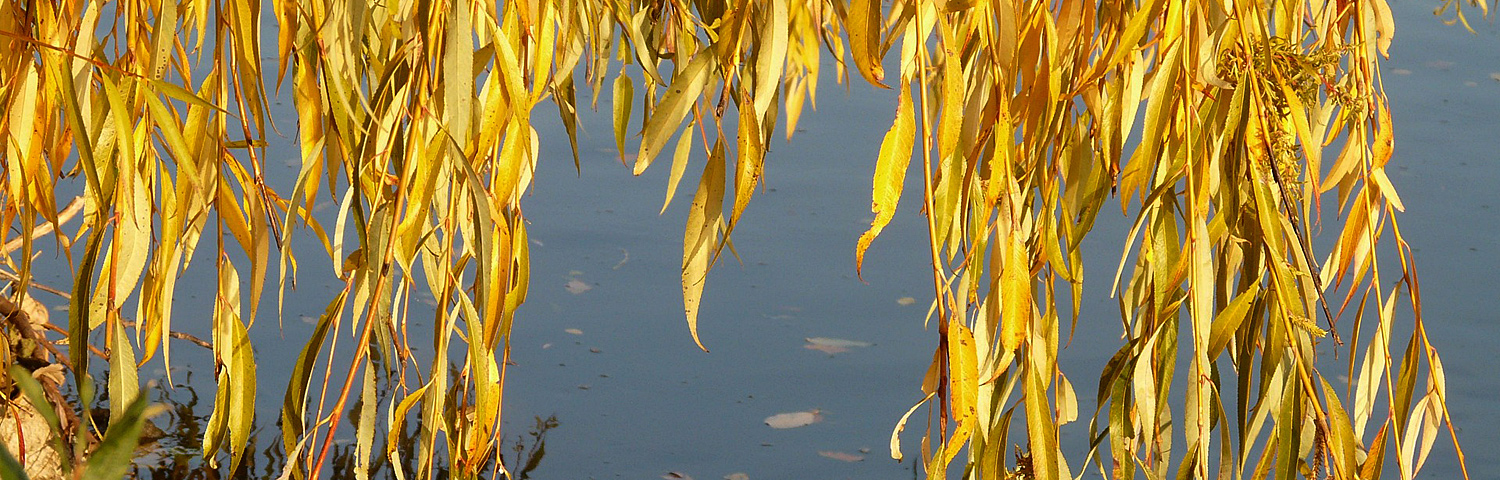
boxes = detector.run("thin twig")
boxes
[0,270,73,299]
[2,196,85,255]
[1266,159,1343,347]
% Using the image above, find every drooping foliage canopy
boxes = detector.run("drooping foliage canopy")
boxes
[0,0,1483,478]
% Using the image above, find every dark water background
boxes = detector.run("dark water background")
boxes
[17,1,1500,478]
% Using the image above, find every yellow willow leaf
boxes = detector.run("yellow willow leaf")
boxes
[661,124,695,214]
[855,88,915,277]
[443,0,475,142]
[205,259,253,471]
[613,72,634,158]
[148,0,178,80]
[1279,83,1319,172]
[464,289,501,460]
[495,217,530,346]
[227,300,256,474]
[635,48,718,175]
[1372,101,1394,167]
[937,321,978,476]
[356,360,377,480]
[1372,0,1395,57]
[890,392,935,462]
[1024,363,1060,480]
[681,142,726,352]
[784,77,809,142]
[846,0,886,87]
[99,75,137,178]
[1320,378,1358,479]
[529,4,558,103]
[622,8,665,86]
[1056,373,1078,425]
[752,0,788,120]
[731,96,765,228]
[1371,166,1405,212]
[1207,281,1261,358]
[493,119,531,209]
[1000,236,1031,353]
[147,78,229,115]
[4,65,38,200]
[938,23,963,162]
[1101,0,1166,74]
[386,384,429,459]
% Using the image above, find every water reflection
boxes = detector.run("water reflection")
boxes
[116,377,555,480]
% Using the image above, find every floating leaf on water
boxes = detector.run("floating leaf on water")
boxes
[1490,72,1500,82]
[613,248,630,269]
[764,410,822,429]
[1391,68,1412,75]
[818,451,865,462]
[662,472,693,480]
[804,344,849,355]
[895,296,916,306]
[724,473,750,480]
[564,328,583,335]
[564,279,592,294]
[805,337,872,348]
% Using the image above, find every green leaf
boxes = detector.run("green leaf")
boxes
[83,393,153,480]
[0,443,28,480]
[107,319,139,425]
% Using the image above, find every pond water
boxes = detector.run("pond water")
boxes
[491,3,1500,476]
[16,2,1500,479]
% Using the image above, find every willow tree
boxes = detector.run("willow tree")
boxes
[0,0,1480,478]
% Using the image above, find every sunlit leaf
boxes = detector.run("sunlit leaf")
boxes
[855,86,916,277]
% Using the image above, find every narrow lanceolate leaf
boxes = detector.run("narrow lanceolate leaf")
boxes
[846,0,886,87]
[752,0,789,120]
[635,48,718,175]
[0,442,25,480]
[1024,364,1060,480]
[1207,282,1261,358]
[855,87,915,277]
[681,142,726,351]
[83,394,154,480]
[107,319,139,425]
[355,360,378,480]
[204,260,255,473]
[1320,378,1358,480]
[1000,236,1031,353]
[937,321,979,476]
[730,96,765,229]
[613,72,635,159]
[661,124,695,214]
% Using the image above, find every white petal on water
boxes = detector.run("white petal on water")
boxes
[764,410,822,429]
[804,337,872,348]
